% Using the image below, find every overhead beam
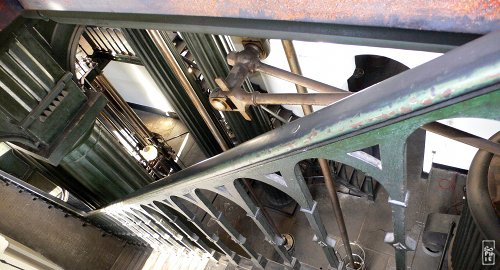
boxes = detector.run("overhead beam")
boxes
[18,0,499,52]
[18,0,499,34]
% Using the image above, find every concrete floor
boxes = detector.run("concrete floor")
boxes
[135,112,466,270]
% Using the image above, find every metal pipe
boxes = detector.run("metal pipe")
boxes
[95,75,152,141]
[256,62,348,94]
[105,102,145,146]
[281,40,355,267]
[260,105,289,124]
[281,40,313,115]
[422,122,500,155]
[463,131,500,242]
[437,221,456,270]
[252,92,350,106]
[318,159,355,268]
[147,30,230,151]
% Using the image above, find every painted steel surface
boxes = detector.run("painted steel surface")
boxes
[86,32,500,269]
[19,0,500,34]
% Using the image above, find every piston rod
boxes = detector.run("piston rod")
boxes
[256,62,346,94]
[148,30,230,151]
[211,43,352,120]
[282,40,356,268]
[251,92,349,105]
[281,40,313,115]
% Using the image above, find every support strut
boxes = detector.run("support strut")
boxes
[210,43,351,120]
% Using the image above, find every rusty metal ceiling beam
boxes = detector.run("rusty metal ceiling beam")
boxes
[18,0,499,34]
[17,1,498,52]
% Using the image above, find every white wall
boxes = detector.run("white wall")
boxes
[103,61,174,113]
[253,39,441,116]
[423,118,500,173]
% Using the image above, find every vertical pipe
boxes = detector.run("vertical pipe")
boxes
[145,30,285,262]
[282,40,355,268]
[94,75,152,142]
[318,159,355,268]
[281,40,313,115]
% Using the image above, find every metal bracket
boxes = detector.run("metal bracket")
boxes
[20,72,73,129]
[299,201,318,215]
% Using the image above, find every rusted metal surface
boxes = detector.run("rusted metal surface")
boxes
[282,40,313,115]
[20,0,500,34]
[0,0,23,31]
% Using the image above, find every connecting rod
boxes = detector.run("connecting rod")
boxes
[281,40,356,269]
[210,42,351,120]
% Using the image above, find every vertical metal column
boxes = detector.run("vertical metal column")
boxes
[146,30,287,267]
[123,29,225,157]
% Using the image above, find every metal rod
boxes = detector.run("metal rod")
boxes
[437,221,456,270]
[281,40,313,115]
[260,105,289,124]
[95,75,152,141]
[252,92,350,106]
[256,62,348,94]
[319,159,356,268]
[422,122,500,155]
[281,40,355,267]
[147,30,230,151]
[241,178,282,239]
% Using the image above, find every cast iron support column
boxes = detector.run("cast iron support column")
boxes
[123,29,228,157]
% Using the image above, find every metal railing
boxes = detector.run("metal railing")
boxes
[85,32,500,270]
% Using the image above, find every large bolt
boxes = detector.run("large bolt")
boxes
[210,98,228,111]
